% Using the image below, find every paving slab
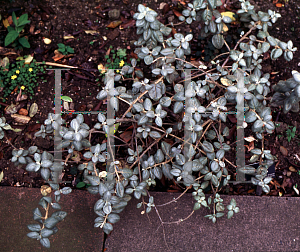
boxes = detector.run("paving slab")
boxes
[105,192,300,252]
[0,186,103,252]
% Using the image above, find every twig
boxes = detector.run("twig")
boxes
[121,90,149,120]
[36,62,78,69]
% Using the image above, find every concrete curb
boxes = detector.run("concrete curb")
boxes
[105,192,300,252]
[0,187,103,252]
[2,187,300,252]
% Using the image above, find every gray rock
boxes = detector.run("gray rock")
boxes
[108,9,120,20]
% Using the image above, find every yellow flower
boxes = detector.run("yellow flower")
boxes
[29,68,33,72]
[116,70,120,73]
[11,75,17,80]
[119,60,125,67]
[16,70,20,74]
[21,86,25,90]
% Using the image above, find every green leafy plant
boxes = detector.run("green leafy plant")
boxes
[286,126,297,142]
[57,43,75,55]
[5,0,300,249]
[5,12,30,49]
[0,57,46,99]
[97,47,131,81]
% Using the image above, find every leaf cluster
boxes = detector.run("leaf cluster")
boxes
[4,12,30,49]
[57,43,75,55]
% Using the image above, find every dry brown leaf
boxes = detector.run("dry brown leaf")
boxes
[43,38,52,44]
[120,19,136,29]
[107,20,122,28]
[29,25,35,34]
[245,141,254,152]
[19,108,28,116]
[289,166,297,172]
[16,88,22,102]
[29,102,38,117]
[244,136,256,142]
[41,185,51,196]
[178,0,187,6]
[24,54,34,64]
[120,131,132,143]
[3,19,10,28]
[11,114,31,124]
[173,9,183,17]
[280,146,288,156]
[98,63,106,74]
[222,23,229,32]
[64,35,75,39]
[52,50,65,61]
[105,47,111,56]
[220,77,232,87]
[84,30,99,35]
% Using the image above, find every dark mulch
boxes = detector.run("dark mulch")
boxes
[0,0,300,197]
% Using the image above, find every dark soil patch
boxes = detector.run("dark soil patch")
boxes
[0,0,300,198]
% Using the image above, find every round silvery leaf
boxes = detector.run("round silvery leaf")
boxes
[19,156,27,164]
[160,48,174,56]
[284,51,293,61]
[84,152,93,159]
[63,131,74,140]
[146,110,155,118]
[173,102,184,114]
[152,68,161,75]
[138,4,146,13]
[73,141,82,151]
[271,48,283,59]
[182,9,190,17]
[227,86,237,93]
[179,15,185,21]
[26,162,40,172]
[96,90,107,100]
[155,117,163,127]
[212,34,224,49]
[292,71,300,83]
[144,55,153,65]
[161,68,168,76]
[145,13,155,22]
[152,46,161,55]
[181,41,189,50]
[98,154,105,162]
[94,123,101,129]
[171,39,180,47]
[222,16,232,23]
[109,97,119,112]
[78,129,89,138]
[133,103,144,112]
[70,119,80,132]
[159,97,171,107]
[144,98,152,111]
[41,159,52,168]
[141,47,150,54]
[76,114,84,124]
[34,153,41,162]
[138,115,148,125]
[74,132,83,142]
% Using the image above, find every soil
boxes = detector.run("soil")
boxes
[0,0,300,198]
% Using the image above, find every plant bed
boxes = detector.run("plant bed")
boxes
[0,0,300,250]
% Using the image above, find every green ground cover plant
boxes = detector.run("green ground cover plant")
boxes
[0,57,46,100]
[3,0,300,249]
